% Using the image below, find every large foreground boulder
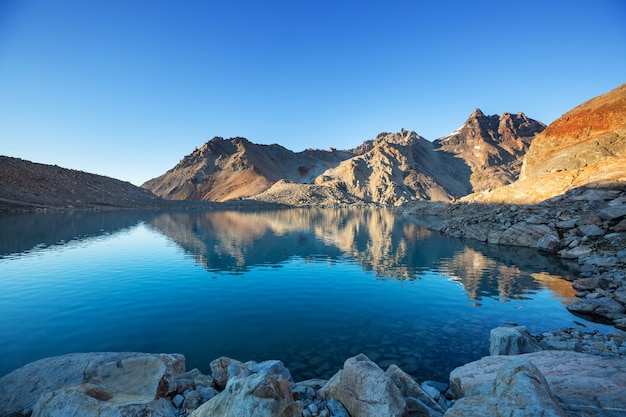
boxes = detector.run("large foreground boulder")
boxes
[446,357,566,417]
[189,372,302,417]
[449,350,626,417]
[318,353,406,417]
[0,352,185,417]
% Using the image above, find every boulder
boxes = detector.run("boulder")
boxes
[572,277,600,291]
[537,234,562,253]
[0,352,184,417]
[318,353,406,417]
[489,326,542,355]
[446,358,565,417]
[598,204,626,221]
[577,224,605,237]
[488,222,556,248]
[210,356,250,389]
[449,350,626,416]
[31,384,177,417]
[385,364,444,414]
[246,360,293,383]
[566,297,626,319]
[189,372,302,417]
[559,245,592,259]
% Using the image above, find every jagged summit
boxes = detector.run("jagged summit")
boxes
[434,110,546,192]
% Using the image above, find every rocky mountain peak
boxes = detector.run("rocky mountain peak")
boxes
[434,109,545,193]
[470,108,485,118]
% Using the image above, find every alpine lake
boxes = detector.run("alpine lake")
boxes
[0,208,613,382]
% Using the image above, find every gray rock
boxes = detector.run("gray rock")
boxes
[613,288,626,305]
[537,234,562,253]
[176,368,214,388]
[449,350,626,416]
[197,385,219,402]
[172,393,185,408]
[559,245,592,259]
[599,204,626,221]
[190,372,302,417]
[0,352,184,417]
[489,222,556,248]
[404,397,444,417]
[385,364,443,413]
[489,326,542,356]
[183,390,203,411]
[556,218,578,229]
[572,277,599,291]
[318,354,406,417]
[326,398,350,417]
[566,297,626,318]
[246,359,293,382]
[577,224,605,237]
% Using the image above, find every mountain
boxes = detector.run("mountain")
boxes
[434,109,546,192]
[143,111,543,206]
[141,137,353,202]
[466,83,626,203]
[0,156,160,212]
[314,130,472,204]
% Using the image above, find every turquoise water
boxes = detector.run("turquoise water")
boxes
[0,208,611,382]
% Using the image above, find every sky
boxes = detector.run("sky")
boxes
[1,1,625,186]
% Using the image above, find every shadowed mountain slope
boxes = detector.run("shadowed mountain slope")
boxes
[0,156,161,212]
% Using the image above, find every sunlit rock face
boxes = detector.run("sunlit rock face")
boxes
[467,83,626,204]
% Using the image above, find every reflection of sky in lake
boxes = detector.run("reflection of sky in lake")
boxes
[0,209,613,381]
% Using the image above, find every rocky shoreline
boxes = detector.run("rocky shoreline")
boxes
[2,323,626,417]
[408,184,626,331]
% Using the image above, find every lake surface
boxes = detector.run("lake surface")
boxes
[0,208,612,382]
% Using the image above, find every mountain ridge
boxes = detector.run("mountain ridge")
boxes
[142,109,545,206]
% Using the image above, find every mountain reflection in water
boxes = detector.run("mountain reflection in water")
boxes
[0,208,601,382]
[147,208,571,300]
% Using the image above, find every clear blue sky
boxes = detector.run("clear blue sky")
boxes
[1,0,625,185]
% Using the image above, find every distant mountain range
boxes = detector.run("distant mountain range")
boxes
[142,110,545,206]
[2,83,624,211]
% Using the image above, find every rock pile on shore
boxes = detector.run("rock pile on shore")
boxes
[2,337,626,417]
[430,185,626,330]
